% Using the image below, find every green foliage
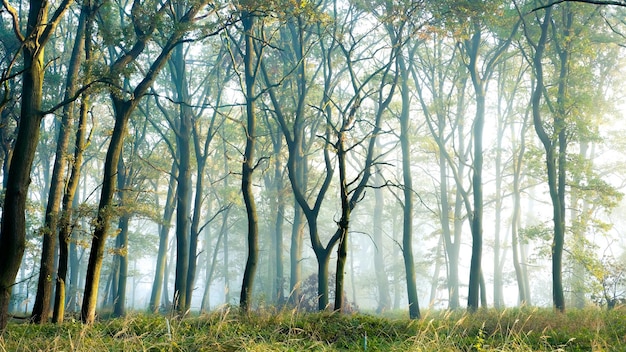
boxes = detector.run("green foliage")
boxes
[2,308,626,351]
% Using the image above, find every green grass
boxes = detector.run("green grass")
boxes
[1,307,625,351]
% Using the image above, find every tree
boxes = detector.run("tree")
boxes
[32,2,90,323]
[517,0,615,312]
[53,1,94,322]
[456,3,519,311]
[0,0,73,331]
[260,0,335,310]
[81,0,221,324]
[367,0,426,319]
[148,161,177,313]
[372,163,391,312]
[239,6,260,314]
[519,1,566,312]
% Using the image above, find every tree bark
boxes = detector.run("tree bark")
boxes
[465,25,485,312]
[81,99,132,323]
[0,0,73,331]
[32,3,87,323]
[527,5,566,312]
[113,155,131,317]
[171,44,192,315]
[510,115,529,306]
[53,3,91,323]
[240,9,259,313]
[149,162,177,313]
[53,76,90,323]
[372,167,391,312]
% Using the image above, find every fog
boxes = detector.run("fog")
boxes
[2,0,626,326]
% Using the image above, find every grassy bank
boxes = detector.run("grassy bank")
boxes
[1,307,624,351]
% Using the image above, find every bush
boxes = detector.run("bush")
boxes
[296,273,358,313]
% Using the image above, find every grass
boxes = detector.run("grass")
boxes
[0,307,625,351]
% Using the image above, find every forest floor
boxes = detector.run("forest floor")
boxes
[0,306,624,351]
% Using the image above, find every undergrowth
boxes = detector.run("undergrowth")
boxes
[0,307,624,351]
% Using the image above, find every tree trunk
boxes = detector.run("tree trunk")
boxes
[317,251,331,311]
[267,133,285,304]
[113,157,130,317]
[240,10,259,313]
[173,84,192,315]
[333,137,350,312]
[288,174,305,306]
[510,113,528,306]
[0,0,73,330]
[429,235,444,307]
[201,207,230,311]
[493,124,504,309]
[113,214,130,316]
[466,27,485,312]
[149,162,177,313]
[399,70,420,320]
[373,168,391,312]
[81,100,132,323]
[66,222,80,313]
[274,189,285,304]
[528,6,566,313]
[53,68,90,322]
[32,3,87,323]
[81,0,210,322]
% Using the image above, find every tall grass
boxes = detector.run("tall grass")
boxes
[0,307,624,351]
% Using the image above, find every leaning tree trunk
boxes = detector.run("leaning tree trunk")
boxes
[81,100,132,323]
[80,0,210,323]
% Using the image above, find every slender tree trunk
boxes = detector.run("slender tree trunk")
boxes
[149,162,177,313]
[511,114,528,306]
[66,208,81,313]
[399,66,420,320]
[163,236,177,308]
[223,216,230,304]
[53,69,90,322]
[240,10,259,313]
[113,214,130,316]
[113,157,130,317]
[528,6,566,313]
[373,167,390,312]
[493,130,504,309]
[429,235,444,307]
[173,90,192,315]
[201,207,230,311]
[269,139,285,304]
[274,192,285,305]
[333,138,350,312]
[32,3,86,323]
[466,27,485,312]
[289,175,305,305]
